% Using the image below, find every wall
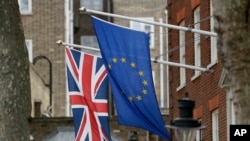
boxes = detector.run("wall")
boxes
[167,0,227,140]
[21,0,66,116]
[30,65,50,117]
[29,116,169,141]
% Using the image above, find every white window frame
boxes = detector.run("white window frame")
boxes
[192,6,201,81]
[25,39,33,63]
[196,119,202,141]
[227,87,237,125]
[152,71,155,85]
[80,0,103,11]
[130,17,155,49]
[226,87,238,141]
[208,0,218,68]
[18,0,32,15]
[176,21,186,91]
[212,109,219,141]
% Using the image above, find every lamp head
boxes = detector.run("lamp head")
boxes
[166,92,206,141]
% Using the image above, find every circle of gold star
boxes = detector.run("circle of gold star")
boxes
[112,57,118,63]
[128,96,133,101]
[121,57,126,63]
[108,64,112,69]
[142,89,148,95]
[138,71,144,76]
[136,95,142,101]
[143,80,148,86]
[130,62,136,68]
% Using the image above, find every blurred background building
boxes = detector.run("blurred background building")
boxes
[19,0,236,140]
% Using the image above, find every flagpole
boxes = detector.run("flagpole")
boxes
[79,7,217,37]
[57,40,212,73]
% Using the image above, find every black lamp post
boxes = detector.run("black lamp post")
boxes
[166,92,205,141]
[33,55,52,113]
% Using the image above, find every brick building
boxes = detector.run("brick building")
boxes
[20,0,67,116]
[166,0,236,141]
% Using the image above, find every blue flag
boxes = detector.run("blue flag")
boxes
[91,16,170,139]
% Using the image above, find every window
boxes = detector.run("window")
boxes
[80,35,100,56]
[25,39,33,63]
[81,35,99,48]
[226,87,239,140]
[130,17,155,49]
[80,0,103,11]
[176,21,186,91]
[147,132,159,141]
[227,87,238,125]
[18,0,32,15]
[212,109,219,141]
[192,6,201,80]
[209,0,218,67]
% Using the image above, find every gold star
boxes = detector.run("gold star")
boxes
[128,96,133,101]
[112,58,118,63]
[130,62,136,68]
[136,95,142,101]
[138,71,144,76]
[121,57,126,63]
[143,80,148,86]
[108,64,112,69]
[142,89,147,95]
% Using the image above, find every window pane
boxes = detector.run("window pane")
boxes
[21,0,28,11]
[80,0,102,11]
[80,0,90,7]
[18,0,31,14]
[144,25,151,33]
[25,39,33,63]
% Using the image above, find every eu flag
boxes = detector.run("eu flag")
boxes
[91,16,170,139]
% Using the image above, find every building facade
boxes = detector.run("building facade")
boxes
[19,0,172,141]
[20,0,70,116]
[167,0,236,141]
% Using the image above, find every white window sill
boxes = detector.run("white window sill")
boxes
[207,60,218,69]
[191,72,201,81]
[176,83,185,91]
[21,12,33,15]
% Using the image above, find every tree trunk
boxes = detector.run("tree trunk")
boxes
[214,0,250,124]
[0,0,31,140]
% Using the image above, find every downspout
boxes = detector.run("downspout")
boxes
[65,0,70,116]
[164,8,170,112]
[159,18,164,108]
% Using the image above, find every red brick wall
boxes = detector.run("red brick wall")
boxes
[168,0,227,141]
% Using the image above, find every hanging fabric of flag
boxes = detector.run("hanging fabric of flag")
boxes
[91,16,171,139]
[65,47,111,141]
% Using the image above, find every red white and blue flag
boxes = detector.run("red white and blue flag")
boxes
[65,47,111,141]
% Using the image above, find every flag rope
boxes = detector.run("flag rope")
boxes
[57,40,213,73]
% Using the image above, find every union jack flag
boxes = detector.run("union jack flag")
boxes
[65,47,111,141]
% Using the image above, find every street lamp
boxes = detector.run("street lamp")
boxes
[166,92,205,141]
[33,55,52,113]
